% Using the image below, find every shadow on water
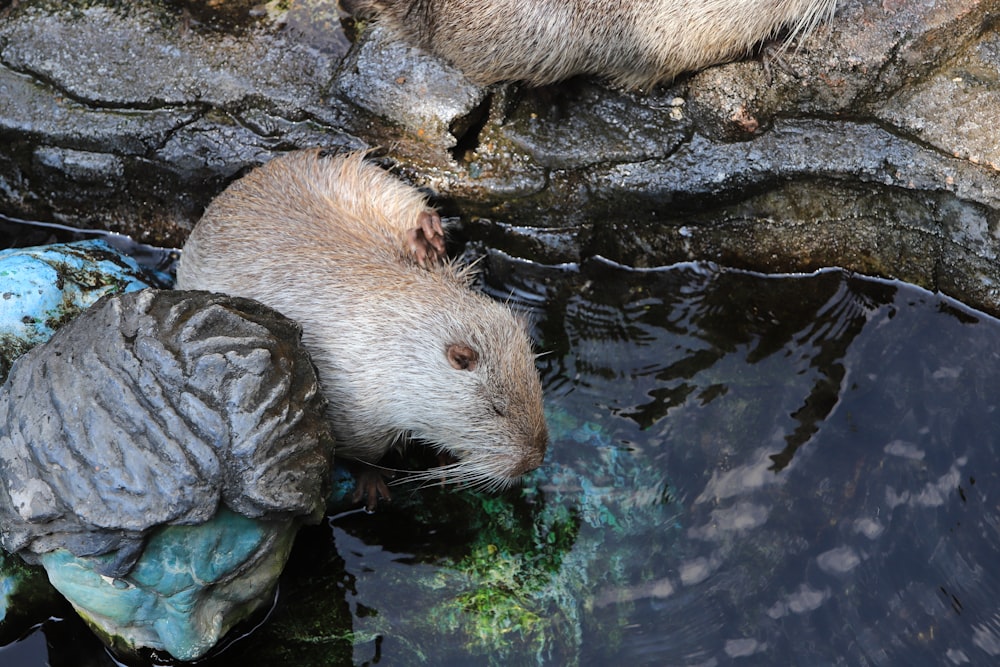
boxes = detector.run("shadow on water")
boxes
[4,232,1000,665]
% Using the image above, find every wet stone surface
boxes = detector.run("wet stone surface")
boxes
[332,23,487,150]
[0,0,362,246]
[0,0,996,317]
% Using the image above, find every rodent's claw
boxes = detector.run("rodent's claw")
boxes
[352,467,393,512]
[408,211,446,267]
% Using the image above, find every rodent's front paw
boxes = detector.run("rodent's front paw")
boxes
[351,467,393,513]
[407,211,446,267]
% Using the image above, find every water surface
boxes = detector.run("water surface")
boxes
[2,250,998,666]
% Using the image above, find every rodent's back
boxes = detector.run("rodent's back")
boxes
[179,150,430,277]
[352,0,838,88]
[177,150,548,485]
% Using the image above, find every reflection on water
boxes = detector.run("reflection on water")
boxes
[489,255,1000,665]
[3,252,1000,665]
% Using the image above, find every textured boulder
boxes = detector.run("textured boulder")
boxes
[0,288,334,659]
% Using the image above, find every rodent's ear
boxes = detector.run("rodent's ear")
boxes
[447,344,479,371]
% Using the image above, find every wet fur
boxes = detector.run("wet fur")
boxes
[177,149,547,489]
[351,0,838,88]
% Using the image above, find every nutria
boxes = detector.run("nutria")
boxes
[176,149,548,506]
[349,0,839,88]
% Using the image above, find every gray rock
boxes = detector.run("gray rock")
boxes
[332,24,488,150]
[1,2,338,114]
[0,289,333,577]
[1,0,999,314]
[0,0,361,246]
[875,29,1000,171]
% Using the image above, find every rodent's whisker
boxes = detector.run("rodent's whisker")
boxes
[354,459,419,476]
[398,461,515,494]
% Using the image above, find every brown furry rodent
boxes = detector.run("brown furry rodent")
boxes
[176,149,547,503]
[349,0,838,88]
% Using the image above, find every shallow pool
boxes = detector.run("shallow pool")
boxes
[2,243,998,665]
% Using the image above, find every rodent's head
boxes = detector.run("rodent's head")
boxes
[385,286,549,490]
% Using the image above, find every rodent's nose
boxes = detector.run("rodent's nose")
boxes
[512,432,547,476]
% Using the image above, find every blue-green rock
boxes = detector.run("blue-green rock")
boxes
[0,239,155,381]
[40,508,298,661]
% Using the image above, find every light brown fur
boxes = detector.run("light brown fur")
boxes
[177,149,547,492]
[350,0,838,88]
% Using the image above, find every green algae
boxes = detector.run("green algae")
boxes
[316,404,681,665]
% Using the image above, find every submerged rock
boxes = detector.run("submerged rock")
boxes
[0,289,334,660]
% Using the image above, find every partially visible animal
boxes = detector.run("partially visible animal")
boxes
[349,0,838,88]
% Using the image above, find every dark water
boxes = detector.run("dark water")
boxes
[2,242,1000,665]
[504,256,1000,666]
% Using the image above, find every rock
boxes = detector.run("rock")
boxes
[0,0,361,246]
[0,0,999,315]
[0,239,162,382]
[0,288,334,660]
[331,24,488,151]
[875,29,1000,171]
[40,507,296,662]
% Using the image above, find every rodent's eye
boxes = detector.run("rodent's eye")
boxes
[492,401,507,418]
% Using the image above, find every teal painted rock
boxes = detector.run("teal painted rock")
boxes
[0,239,158,381]
[0,289,334,660]
[40,508,297,661]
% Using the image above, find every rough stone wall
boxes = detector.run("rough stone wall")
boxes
[1,0,998,312]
